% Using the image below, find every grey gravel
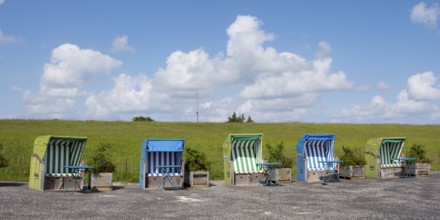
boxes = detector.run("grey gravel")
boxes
[1,173,439,220]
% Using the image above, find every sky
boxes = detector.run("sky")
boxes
[1,1,440,124]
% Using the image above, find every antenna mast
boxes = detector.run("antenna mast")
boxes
[196,93,199,123]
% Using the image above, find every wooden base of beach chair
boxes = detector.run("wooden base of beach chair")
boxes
[145,176,184,190]
[305,170,325,183]
[44,177,82,190]
[234,173,265,186]
[380,167,403,178]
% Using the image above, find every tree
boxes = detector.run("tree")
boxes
[228,112,238,122]
[228,112,253,123]
[246,116,254,123]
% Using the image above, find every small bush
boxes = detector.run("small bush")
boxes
[184,147,211,171]
[407,144,431,164]
[89,143,116,173]
[340,146,367,166]
[266,142,293,168]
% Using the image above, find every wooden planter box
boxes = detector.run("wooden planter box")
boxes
[276,168,292,183]
[405,163,430,176]
[91,173,113,191]
[339,165,365,179]
[190,171,209,187]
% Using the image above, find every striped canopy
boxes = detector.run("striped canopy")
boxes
[296,134,336,171]
[380,139,404,168]
[231,139,262,173]
[45,138,86,176]
[224,134,263,175]
[304,139,334,170]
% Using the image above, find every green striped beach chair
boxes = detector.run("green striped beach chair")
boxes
[29,136,87,191]
[365,137,405,179]
[223,134,264,186]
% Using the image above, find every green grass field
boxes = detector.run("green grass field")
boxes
[0,119,439,182]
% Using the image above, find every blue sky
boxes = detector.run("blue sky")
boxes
[1,1,440,124]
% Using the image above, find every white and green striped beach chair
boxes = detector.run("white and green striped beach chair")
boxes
[365,137,405,179]
[29,136,87,191]
[223,134,265,186]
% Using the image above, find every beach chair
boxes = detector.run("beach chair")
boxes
[296,134,338,183]
[365,137,405,178]
[223,133,265,186]
[28,135,87,191]
[139,139,185,190]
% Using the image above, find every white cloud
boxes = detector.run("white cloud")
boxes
[393,90,432,114]
[20,15,354,122]
[239,57,352,99]
[41,43,122,97]
[377,81,390,90]
[111,35,134,52]
[23,43,122,117]
[23,90,76,116]
[407,71,440,100]
[85,74,154,117]
[315,41,331,59]
[372,95,386,107]
[0,29,24,45]
[411,2,440,29]
[87,15,353,121]
[154,49,230,92]
[0,0,5,5]
[338,72,440,123]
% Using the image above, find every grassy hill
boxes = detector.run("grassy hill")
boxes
[0,119,439,182]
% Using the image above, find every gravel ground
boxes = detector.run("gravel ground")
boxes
[1,173,439,220]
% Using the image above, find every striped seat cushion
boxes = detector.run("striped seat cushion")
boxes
[45,139,85,176]
[380,142,403,168]
[146,152,183,177]
[305,140,334,171]
[231,140,263,174]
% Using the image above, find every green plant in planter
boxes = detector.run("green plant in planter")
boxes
[407,144,431,164]
[184,147,211,171]
[340,146,366,166]
[265,142,293,168]
[90,143,116,173]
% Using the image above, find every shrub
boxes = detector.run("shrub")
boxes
[265,142,293,168]
[184,147,211,171]
[340,146,367,166]
[407,144,431,164]
[89,143,116,173]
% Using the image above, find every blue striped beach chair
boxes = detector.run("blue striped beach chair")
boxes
[29,136,87,191]
[365,137,405,178]
[223,134,265,186]
[296,134,337,183]
[139,139,185,189]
